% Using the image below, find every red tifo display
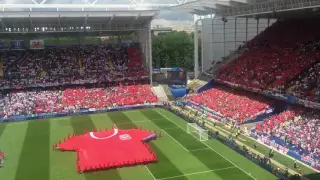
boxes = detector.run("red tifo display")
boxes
[55,127,158,173]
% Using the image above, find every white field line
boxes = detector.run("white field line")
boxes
[161,128,189,152]
[161,127,180,131]
[189,148,210,152]
[156,166,237,180]
[145,166,157,180]
[156,110,257,180]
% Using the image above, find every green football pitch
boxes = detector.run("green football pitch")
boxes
[0,108,277,180]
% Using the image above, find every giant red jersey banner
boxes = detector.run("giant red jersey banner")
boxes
[57,128,157,173]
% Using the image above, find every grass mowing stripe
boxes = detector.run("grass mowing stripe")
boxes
[0,123,7,137]
[141,109,254,180]
[106,111,188,180]
[14,120,50,180]
[107,112,137,129]
[69,115,122,180]
[0,122,28,180]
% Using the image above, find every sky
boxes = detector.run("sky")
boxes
[0,0,194,27]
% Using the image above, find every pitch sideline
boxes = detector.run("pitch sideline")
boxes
[155,110,258,180]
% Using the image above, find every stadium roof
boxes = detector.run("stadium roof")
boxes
[171,0,320,17]
[171,0,254,16]
[0,5,159,35]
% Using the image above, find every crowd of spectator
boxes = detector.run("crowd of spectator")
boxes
[290,62,320,103]
[255,108,320,169]
[216,19,320,102]
[0,84,158,118]
[189,87,272,123]
[0,44,147,89]
[0,43,158,118]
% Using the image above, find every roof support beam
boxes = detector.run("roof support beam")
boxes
[31,0,38,4]
[83,14,89,31]
[108,14,116,25]
[58,14,61,30]
[40,0,48,4]
[82,0,92,5]
[130,0,145,5]
[0,19,4,32]
[131,14,141,27]
[29,15,33,31]
[134,14,141,20]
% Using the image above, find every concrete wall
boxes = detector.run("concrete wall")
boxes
[201,17,277,72]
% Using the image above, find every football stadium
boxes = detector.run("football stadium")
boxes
[0,0,320,180]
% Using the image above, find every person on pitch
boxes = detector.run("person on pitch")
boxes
[0,155,3,168]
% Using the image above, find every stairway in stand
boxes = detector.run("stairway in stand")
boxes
[152,85,168,102]
[127,46,148,78]
[0,55,3,76]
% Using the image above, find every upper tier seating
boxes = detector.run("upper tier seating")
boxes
[290,62,320,102]
[0,44,148,89]
[217,19,320,91]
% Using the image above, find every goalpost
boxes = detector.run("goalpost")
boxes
[187,123,209,141]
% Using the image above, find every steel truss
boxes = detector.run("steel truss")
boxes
[222,0,320,17]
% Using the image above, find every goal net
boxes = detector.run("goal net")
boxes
[187,123,208,141]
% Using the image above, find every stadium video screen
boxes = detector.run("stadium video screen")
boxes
[152,69,186,85]
[167,71,186,85]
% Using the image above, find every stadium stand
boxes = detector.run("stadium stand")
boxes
[0,44,158,118]
[189,86,272,123]
[289,62,320,103]
[216,19,320,101]
[254,108,320,170]
[0,44,148,89]
[0,84,157,118]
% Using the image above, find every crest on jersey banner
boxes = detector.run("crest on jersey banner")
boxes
[119,134,132,140]
[30,40,44,49]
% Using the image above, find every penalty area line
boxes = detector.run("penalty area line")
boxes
[161,129,189,152]
[156,110,257,180]
[189,148,210,152]
[145,166,156,180]
[156,166,237,180]
[161,127,180,131]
